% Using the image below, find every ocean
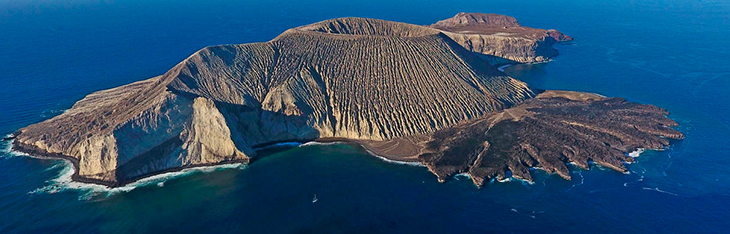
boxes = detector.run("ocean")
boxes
[1,0,729,233]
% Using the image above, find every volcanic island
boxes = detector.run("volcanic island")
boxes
[9,13,683,187]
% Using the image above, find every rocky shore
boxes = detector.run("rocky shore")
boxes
[359,91,683,186]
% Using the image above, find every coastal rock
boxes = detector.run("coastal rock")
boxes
[431,13,574,64]
[547,29,573,42]
[13,79,250,184]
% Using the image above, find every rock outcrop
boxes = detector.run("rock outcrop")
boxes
[431,13,574,64]
[11,15,680,188]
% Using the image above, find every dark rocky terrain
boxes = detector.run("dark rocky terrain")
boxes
[357,90,682,186]
[416,91,683,186]
[11,14,680,187]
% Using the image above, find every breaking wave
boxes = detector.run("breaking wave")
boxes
[628,148,646,157]
[368,152,424,167]
[27,159,245,200]
[6,133,246,200]
[497,64,513,72]
[0,137,24,158]
[299,141,342,147]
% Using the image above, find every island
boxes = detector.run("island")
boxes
[9,13,682,187]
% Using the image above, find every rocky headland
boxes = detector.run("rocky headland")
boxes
[360,91,682,186]
[10,14,680,187]
[432,13,574,65]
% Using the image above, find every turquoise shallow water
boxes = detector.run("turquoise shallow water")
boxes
[1,0,729,233]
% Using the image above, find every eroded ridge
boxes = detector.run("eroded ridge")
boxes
[294,17,439,37]
[417,91,683,186]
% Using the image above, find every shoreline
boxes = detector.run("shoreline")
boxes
[312,138,424,166]
[9,139,248,188]
[8,137,424,189]
[497,63,514,72]
[7,134,673,189]
[5,94,680,190]
[10,139,118,187]
[497,59,555,72]
[7,137,674,190]
[21,153,246,199]
[358,146,424,167]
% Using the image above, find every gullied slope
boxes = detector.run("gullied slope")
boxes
[432,13,574,64]
[417,91,683,186]
[12,17,532,186]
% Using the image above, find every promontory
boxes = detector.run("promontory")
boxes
[9,13,682,187]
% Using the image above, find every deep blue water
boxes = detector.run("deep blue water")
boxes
[1,0,729,233]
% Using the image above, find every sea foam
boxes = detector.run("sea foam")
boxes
[642,187,679,196]
[628,148,646,157]
[299,141,341,147]
[26,156,245,200]
[1,137,22,158]
[5,134,245,200]
[367,151,424,167]
[298,140,425,167]
[497,64,513,72]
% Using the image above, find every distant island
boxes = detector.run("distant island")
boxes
[8,13,682,187]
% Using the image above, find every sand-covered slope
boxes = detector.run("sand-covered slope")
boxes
[12,17,532,186]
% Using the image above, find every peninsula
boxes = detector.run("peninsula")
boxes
[10,13,681,187]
